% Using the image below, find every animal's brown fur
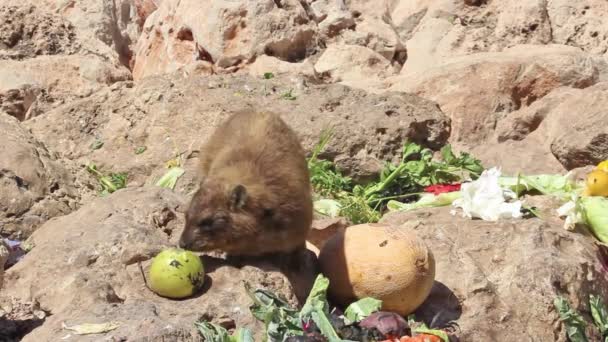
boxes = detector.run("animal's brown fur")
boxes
[178,110,313,256]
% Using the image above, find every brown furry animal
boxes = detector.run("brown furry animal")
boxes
[179,110,313,256]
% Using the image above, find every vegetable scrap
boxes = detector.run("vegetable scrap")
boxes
[197,275,453,342]
[451,167,523,221]
[3,239,28,268]
[85,164,128,196]
[308,131,484,224]
[554,294,608,342]
[155,166,185,190]
[156,153,186,190]
[423,184,461,195]
[556,160,608,242]
[61,321,120,335]
[310,132,608,245]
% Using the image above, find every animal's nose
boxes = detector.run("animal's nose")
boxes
[178,237,189,249]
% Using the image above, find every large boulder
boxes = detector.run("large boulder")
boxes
[314,44,397,91]
[0,3,132,121]
[0,56,131,121]
[0,114,82,238]
[390,0,608,77]
[132,0,319,79]
[387,44,601,143]
[25,73,450,186]
[494,82,608,170]
[1,186,311,341]
[381,205,608,341]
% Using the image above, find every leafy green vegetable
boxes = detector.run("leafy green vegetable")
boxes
[582,196,608,243]
[307,132,483,224]
[499,174,579,199]
[90,140,104,150]
[344,298,382,323]
[590,294,608,340]
[299,275,342,341]
[413,326,450,342]
[406,315,450,342]
[554,296,589,342]
[195,321,254,342]
[281,89,296,100]
[86,164,127,196]
[307,128,352,197]
[231,328,255,342]
[245,282,302,341]
[155,167,185,190]
[387,191,462,212]
[135,146,147,154]
[196,321,231,342]
[264,72,275,79]
[313,199,342,218]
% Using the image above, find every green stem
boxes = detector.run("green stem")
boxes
[367,192,424,205]
[364,163,408,199]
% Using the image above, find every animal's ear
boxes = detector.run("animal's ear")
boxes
[229,184,247,210]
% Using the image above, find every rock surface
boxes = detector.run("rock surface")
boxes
[0,114,83,239]
[132,0,319,79]
[381,206,608,342]
[25,73,450,185]
[388,44,601,143]
[0,239,9,290]
[1,187,311,341]
[476,82,608,172]
[2,0,608,340]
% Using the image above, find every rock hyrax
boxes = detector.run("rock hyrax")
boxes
[179,110,313,256]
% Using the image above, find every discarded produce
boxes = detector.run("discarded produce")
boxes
[582,196,608,243]
[318,224,435,316]
[308,131,484,224]
[85,164,128,195]
[197,275,453,341]
[583,169,608,197]
[597,160,608,173]
[61,321,120,335]
[554,294,608,342]
[148,248,205,299]
[452,167,523,221]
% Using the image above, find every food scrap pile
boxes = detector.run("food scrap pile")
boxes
[309,131,608,246]
[196,275,454,342]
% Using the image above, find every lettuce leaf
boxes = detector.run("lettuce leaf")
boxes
[582,196,608,243]
[344,297,382,323]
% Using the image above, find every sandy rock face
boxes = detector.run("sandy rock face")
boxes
[25,73,450,186]
[0,240,9,290]
[132,0,319,79]
[0,4,79,60]
[0,2,132,121]
[381,206,608,342]
[314,44,397,91]
[495,82,608,170]
[0,56,131,121]
[388,44,601,143]
[0,114,81,239]
[2,187,307,341]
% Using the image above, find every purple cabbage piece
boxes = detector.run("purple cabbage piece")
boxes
[359,311,410,337]
[4,239,26,269]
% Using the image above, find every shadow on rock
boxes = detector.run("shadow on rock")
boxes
[0,316,46,342]
[201,248,320,305]
[414,281,462,329]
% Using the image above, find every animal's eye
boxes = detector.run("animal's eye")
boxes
[212,217,227,230]
[263,208,274,218]
[198,218,214,231]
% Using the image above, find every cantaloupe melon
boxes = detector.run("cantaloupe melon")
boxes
[318,223,435,316]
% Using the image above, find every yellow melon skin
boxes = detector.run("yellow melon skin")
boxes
[318,223,435,316]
